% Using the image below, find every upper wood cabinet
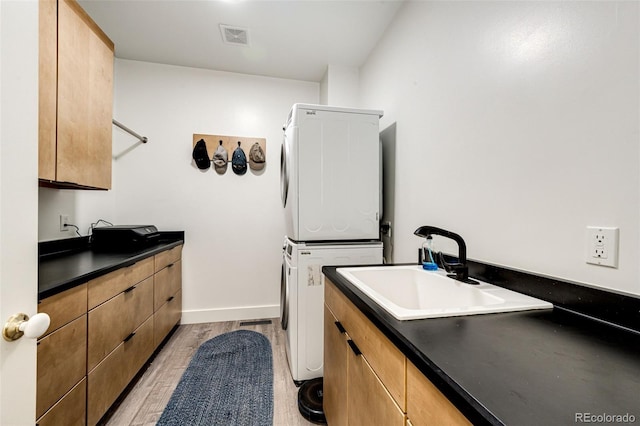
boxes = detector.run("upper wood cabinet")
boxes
[39,0,114,190]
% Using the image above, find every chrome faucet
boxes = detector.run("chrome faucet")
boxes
[414,226,478,284]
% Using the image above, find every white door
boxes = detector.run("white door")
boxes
[0,1,40,424]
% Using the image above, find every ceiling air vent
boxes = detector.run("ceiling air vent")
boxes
[220,24,250,46]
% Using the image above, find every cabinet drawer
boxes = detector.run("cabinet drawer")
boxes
[124,315,155,383]
[154,245,182,272]
[88,257,154,309]
[36,378,86,426]
[324,305,348,426]
[154,289,182,347]
[326,279,406,410]
[88,276,153,371]
[325,278,348,320]
[87,316,153,425]
[407,361,471,426]
[37,315,87,419]
[154,260,182,311]
[38,283,87,337]
[348,347,405,426]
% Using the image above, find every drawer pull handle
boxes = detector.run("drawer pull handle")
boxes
[167,263,174,268]
[334,321,346,334]
[123,332,136,342]
[347,339,361,356]
[167,296,175,302]
[124,286,136,293]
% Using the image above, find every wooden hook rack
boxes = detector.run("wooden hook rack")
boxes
[192,134,266,161]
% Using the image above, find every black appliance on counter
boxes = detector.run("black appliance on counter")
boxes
[91,225,161,251]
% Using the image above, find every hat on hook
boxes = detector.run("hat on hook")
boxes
[192,139,210,170]
[231,141,247,175]
[249,142,265,171]
[212,140,228,174]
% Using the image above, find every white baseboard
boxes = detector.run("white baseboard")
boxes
[180,304,280,324]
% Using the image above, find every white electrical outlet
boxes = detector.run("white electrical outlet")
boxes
[59,214,69,232]
[586,226,619,268]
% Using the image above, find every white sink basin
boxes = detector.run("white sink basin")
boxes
[336,265,553,320]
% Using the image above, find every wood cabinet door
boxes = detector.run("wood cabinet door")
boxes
[347,341,405,426]
[36,315,87,419]
[154,289,182,347]
[323,305,348,426]
[87,342,128,426]
[38,283,87,337]
[87,257,154,310]
[87,316,155,425]
[154,245,183,272]
[36,378,86,426]
[38,0,57,181]
[327,279,406,410]
[123,316,155,383]
[154,260,182,311]
[406,361,471,426]
[56,0,113,189]
[88,276,153,371]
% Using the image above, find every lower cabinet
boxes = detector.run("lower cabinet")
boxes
[324,281,405,426]
[155,289,182,347]
[324,306,349,426]
[36,315,87,422]
[37,244,183,426]
[154,253,182,347]
[87,276,154,371]
[324,279,470,426]
[347,345,405,426]
[36,379,87,426]
[87,316,155,425]
[406,361,471,425]
[37,283,87,424]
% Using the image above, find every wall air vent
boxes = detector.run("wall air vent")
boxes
[220,24,250,46]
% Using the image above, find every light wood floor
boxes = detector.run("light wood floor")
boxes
[100,319,316,426]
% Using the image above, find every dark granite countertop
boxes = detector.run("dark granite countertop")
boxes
[323,265,640,426]
[39,233,184,300]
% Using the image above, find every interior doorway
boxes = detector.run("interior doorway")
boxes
[380,122,396,264]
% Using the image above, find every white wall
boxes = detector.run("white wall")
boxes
[320,64,360,107]
[113,60,318,322]
[39,59,318,322]
[359,1,640,294]
[39,188,116,239]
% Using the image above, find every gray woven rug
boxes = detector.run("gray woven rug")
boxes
[157,330,274,425]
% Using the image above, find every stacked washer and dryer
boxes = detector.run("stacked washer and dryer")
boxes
[280,104,384,393]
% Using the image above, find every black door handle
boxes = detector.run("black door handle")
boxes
[347,339,361,356]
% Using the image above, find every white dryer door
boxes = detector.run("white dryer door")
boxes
[297,109,380,240]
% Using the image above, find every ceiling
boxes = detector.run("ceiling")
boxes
[78,0,405,82]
